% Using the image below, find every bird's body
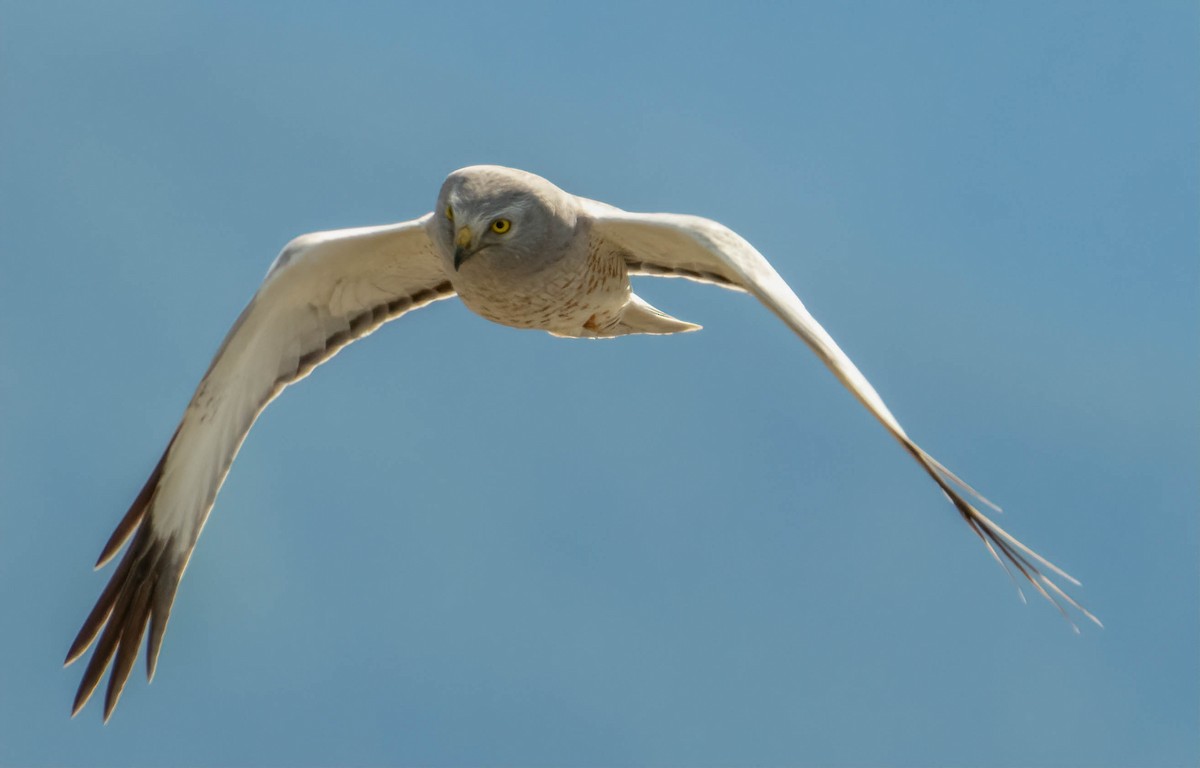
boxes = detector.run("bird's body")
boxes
[66,165,1097,722]
[438,166,688,338]
[451,217,630,337]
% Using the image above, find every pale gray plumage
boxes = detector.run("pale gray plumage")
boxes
[66,164,1098,721]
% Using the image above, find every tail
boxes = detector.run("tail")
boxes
[612,293,701,336]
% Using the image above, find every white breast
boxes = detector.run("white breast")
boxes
[451,237,631,338]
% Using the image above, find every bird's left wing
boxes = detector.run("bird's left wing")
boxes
[584,203,1098,628]
[65,215,455,720]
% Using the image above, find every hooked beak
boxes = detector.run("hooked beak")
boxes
[452,226,474,271]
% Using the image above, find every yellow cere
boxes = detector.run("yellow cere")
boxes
[445,206,454,221]
[491,218,511,234]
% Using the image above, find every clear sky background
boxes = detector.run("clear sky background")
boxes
[1,2,1196,766]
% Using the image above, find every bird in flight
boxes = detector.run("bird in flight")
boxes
[66,165,1098,721]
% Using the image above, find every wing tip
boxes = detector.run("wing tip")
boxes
[921,451,1100,630]
[68,527,186,720]
[93,443,174,570]
[69,440,185,719]
[63,646,84,669]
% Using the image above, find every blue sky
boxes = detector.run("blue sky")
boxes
[1,2,1196,766]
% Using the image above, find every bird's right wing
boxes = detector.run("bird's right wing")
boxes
[65,215,455,720]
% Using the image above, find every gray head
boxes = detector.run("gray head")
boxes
[432,165,579,273]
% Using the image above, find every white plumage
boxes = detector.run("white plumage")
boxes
[66,165,1097,721]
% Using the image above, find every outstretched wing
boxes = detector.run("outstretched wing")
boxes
[65,215,455,720]
[585,203,1099,628]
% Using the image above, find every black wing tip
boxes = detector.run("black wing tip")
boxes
[70,683,118,724]
[68,529,185,720]
[70,442,182,720]
[101,688,121,723]
[944,479,1101,630]
[903,444,1100,629]
[64,652,83,670]
[93,444,174,569]
[94,543,122,571]
[70,684,91,718]
[64,638,88,669]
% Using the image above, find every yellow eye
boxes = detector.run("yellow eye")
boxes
[445,206,454,221]
[490,218,511,234]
